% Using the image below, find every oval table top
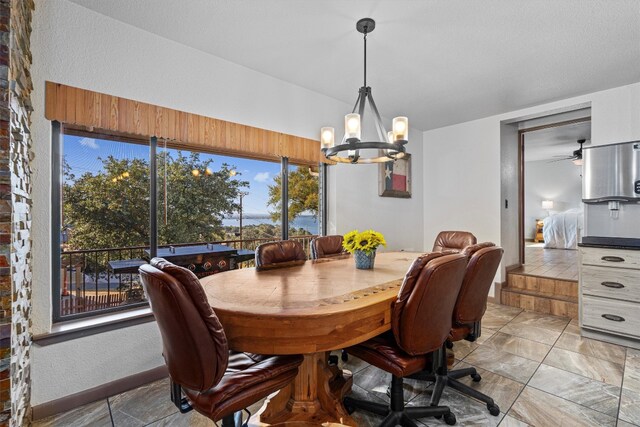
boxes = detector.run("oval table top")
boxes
[200,251,421,354]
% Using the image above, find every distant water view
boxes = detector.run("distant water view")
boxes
[222,214,318,234]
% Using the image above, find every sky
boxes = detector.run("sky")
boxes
[62,135,288,215]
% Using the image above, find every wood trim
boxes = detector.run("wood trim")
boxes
[518,116,591,134]
[45,81,331,166]
[31,365,168,420]
[518,130,525,264]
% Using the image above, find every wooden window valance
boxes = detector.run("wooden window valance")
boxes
[45,82,331,166]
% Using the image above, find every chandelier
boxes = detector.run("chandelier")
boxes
[321,18,408,164]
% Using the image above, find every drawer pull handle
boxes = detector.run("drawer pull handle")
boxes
[601,256,625,262]
[601,314,625,322]
[601,281,625,289]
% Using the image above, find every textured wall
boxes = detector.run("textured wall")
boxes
[0,0,34,425]
[0,0,12,423]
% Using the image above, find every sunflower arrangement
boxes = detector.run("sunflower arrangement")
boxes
[342,229,387,255]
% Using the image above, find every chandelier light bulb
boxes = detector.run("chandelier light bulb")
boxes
[320,127,335,149]
[345,113,361,139]
[393,117,408,142]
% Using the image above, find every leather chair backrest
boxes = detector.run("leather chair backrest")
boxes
[454,243,504,325]
[392,252,467,355]
[311,235,346,259]
[255,240,307,270]
[139,258,229,392]
[432,231,477,253]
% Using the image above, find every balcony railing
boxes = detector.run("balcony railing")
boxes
[58,235,317,320]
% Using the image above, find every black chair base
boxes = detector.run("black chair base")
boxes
[328,350,350,366]
[344,375,457,426]
[411,366,500,416]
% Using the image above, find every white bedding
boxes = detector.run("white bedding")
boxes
[543,208,584,249]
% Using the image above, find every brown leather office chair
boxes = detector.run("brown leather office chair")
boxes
[310,235,347,259]
[432,231,477,252]
[343,253,468,426]
[255,240,307,271]
[420,243,504,417]
[139,258,303,426]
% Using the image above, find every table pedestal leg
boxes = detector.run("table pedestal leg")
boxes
[251,352,356,426]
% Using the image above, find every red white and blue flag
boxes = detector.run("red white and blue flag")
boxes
[384,159,407,192]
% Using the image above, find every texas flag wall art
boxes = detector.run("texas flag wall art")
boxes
[379,154,411,198]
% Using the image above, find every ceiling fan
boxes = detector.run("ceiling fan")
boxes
[550,139,586,165]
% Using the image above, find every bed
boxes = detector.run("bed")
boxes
[542,208,584,249]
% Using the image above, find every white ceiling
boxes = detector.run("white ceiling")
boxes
[524,120,591,162]
[68,0,640,131]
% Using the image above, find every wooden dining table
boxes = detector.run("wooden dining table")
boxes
[200,251,422,426]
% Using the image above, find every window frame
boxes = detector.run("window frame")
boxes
[51,123,326,323]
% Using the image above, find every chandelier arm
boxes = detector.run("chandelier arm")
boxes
[366,91,390,143]
[352,87,367,163]
[351,92,362,114]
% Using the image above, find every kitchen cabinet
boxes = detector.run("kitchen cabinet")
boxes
[580,245,640,349]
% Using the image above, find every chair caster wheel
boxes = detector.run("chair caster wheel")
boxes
[341,351,349,362]
[487,403,500,416]
[345,405,355,415]
[471,373,482,382]
[444,412,456,425]
[328,355,339,365]
[445,340,454,349]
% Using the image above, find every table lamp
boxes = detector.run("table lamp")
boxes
[542,200,554,216]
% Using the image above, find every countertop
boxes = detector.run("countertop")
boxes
[579,236,640,251]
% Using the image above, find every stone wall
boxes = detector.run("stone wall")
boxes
[0,1,12,423]
[0,0,34,425]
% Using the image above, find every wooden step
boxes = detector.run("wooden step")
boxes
[507,273,578,298]
[500,288,578,318]
[502,273,578,318]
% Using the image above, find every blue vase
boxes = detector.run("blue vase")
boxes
[354,250,376,269]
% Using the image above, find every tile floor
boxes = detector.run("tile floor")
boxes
[511,245,579,281]
[34,303,639,427]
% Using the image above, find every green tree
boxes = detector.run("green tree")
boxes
[267,167,318,223]
[63,152,248,250]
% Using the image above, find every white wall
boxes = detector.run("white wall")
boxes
[523,160,583,239]
[423,82,640,290]
[30,0,424,405]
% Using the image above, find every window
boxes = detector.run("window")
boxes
[54,126,323,321]
[287,164,320,239]
[57,129,150,320]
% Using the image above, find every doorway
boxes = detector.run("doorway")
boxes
[518,116,591,281]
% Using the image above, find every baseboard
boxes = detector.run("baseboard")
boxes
[487,281,503,304]
[31,364,168,421]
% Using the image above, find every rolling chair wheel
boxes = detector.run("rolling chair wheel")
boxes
[487,403,500,416]
[471,373,482,382]
[444,412,457,425]
[328,355,339,366]
[341,350,349,362]
[344,404,355,415]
